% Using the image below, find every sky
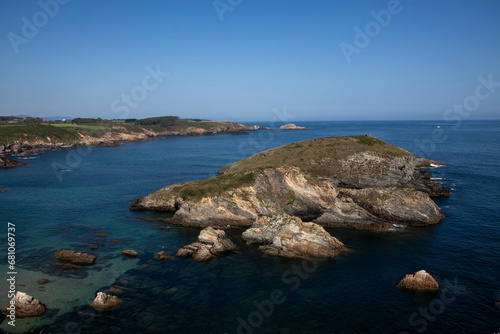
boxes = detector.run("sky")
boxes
[0,0,499,121]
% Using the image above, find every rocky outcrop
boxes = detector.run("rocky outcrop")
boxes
[398,270,439,292]
[280,123,308,130]
[417,158,445,168]
[131,136,450,231]
[176,227,237,261]
[121,250,139,257]
[242,215,345,258]
[2,291,46,318]
[90,292,122,311]
[0,156,28,168]
[53,250,97,265]
[155,251,171,261]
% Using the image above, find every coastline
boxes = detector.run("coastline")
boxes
[0,121,262,158]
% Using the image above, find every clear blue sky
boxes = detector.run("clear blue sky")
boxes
[1,0,499,121]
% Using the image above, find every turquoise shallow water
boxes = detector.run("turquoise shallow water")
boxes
[1,121,499,333]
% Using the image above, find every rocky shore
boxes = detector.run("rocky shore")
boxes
[130,135,450,231]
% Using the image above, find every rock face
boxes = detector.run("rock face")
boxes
[280,123,308,130]
[121,250,139,257]
[176,227,237,261]
[90,292,122,311]
[242,215,345,258]
[2,291,46,318]
[131,136,450,231]
[398,270,439,292]
[53,250,97,264]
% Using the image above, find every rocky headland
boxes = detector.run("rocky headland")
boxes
[130,135,450,231]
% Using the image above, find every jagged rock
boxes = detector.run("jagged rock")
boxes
[280,123,308,130]
[53,250,96,264]
[242,215,345,258]
[398,270,439,292]
[417,158,445,168]
[1,291,46,318]
[154,251,171,261]
[176,227,237,261]
[90,292,122,311]
[121,250,139,257]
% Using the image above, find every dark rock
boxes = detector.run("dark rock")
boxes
[0,157,29,168]
[398,270,439,292]
[154,251,171,261]
[53,250,97,265]
[1,291,46,318]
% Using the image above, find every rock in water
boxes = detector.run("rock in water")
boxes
[53,249,97,264]
[0,157,29,168]
[280,123,308,130]
[1,291,46,318]
[398,270,439,292]
[90,292,122,311]
[176,227,237,261]
[155,251,171,261]
[242,215,345,258]
[121,250,139,257]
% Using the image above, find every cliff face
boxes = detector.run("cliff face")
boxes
[131,135,450,231]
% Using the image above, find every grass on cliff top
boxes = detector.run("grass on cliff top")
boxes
[221,135,413,178]
[0,123,81,145]
[0,122,149,145]
[158,172,255,202]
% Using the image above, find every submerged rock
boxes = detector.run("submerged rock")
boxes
[242,215,345,258]
[53,249,97,264]
[90,292,122,311]
[1,291,46,318]
[176,227,237,261]
[398,270,439,292]
[154,251,171,261]
[121,250,139,257]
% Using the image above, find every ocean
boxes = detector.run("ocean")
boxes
[1,121,499,333]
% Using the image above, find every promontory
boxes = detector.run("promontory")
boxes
[130,135,450,231]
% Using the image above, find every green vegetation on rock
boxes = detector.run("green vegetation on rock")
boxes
[220,135,412,178]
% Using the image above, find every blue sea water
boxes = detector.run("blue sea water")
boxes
[1,121,499,333]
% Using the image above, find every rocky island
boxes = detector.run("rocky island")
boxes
[130,135,450,231]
